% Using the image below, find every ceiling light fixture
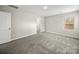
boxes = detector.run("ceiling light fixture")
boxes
[43,6,48,10]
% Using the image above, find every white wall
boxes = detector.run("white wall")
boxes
[12,10,37,39]
[40,17,45,32]
[46,11,79,38]
[36,17,45,33]
[0,6,45,40]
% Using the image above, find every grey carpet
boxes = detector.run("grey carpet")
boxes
[0,32,79,54]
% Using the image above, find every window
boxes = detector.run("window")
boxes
[64,16,74,29]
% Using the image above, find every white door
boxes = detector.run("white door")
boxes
[0,12,11,44]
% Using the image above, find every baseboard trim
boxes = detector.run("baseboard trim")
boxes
[12,33,37,40]
[11,32,79,41]
[47,32,79,39]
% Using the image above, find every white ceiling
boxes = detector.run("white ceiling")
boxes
[0,5,79,17]
[16,5,79,16]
